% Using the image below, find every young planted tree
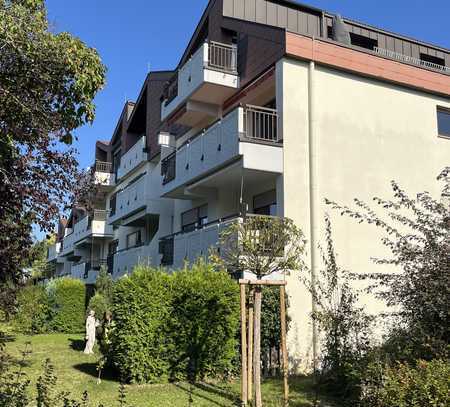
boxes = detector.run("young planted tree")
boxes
[326,168,450,361]
[215,215,306,406]
[0,0,106,312]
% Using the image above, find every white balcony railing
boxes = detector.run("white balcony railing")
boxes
[70,263,99,284]
[161,41,239,120]
[94,161,115,187]
[72,210,113,245]
[47,242,61,261]
[61,230,75,255]
[109,175,147,223]
[373,47,450,73]
[117,136,147,180]
[159,215,240,269]
[161,105,281,194]
[113,243,158,278]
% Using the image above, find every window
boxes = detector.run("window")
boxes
[349,33,378,51]
[253,190,277,216]
[109,193,117,216]
[437,108,450,138]
[420,53,445,67]
[181,205,208,232]
[126,231,142,249]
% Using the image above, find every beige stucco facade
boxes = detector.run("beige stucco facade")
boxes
[277,57,450,372]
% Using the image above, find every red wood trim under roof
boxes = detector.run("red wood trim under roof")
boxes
[285,32,450,97]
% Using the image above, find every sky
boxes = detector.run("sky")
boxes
[44,0,450,170]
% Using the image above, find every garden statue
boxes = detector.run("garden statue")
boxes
[84,310,99,354]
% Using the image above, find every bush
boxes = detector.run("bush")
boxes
[361,359,450,407]
[13,285,51,334]
[47,278,86,333]
[169,262,240,381]
[110,262,240,384]
[111,267,173,383]
[87,293,110,321]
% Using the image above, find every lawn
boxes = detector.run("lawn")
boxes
[4,332,332,406]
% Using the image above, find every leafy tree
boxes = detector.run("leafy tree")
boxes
[0,0,105,312]
[214,215,306,406]
[326,168,450,361]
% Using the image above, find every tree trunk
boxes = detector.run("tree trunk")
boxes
[247,288,254,402]
[253,286,262,407]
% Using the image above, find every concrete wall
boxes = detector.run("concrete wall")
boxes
[277,57,450,372]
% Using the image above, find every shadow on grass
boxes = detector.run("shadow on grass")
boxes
[68,338,85,352]
[173,382,234,407]
[194,382,239,404]
[72,362,120,383]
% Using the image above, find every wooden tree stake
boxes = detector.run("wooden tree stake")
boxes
[280,285,289,406]
[253,286,262,407]
[240,283,248,406]
[247,287,254,402]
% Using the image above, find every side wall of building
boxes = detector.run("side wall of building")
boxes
[277,57,450,372]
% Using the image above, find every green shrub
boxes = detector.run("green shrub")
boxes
[47,278,86,333]
[169,262,240,381]
[110,262,240,384]
[87,293,110,321]
[111,267,173,383]
[361,359,450,407]
[13,285,51,334]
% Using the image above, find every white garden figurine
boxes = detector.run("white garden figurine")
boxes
[84,310,99,355]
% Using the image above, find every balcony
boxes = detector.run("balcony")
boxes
[71,260,105,284]
[161,41,239,126]
[117,136,148,180]
[47,242,61,262]
[108,174,167,225]
[112,244,158,277]
[94,161,115,187]
[159,215,240,269]
[61,230,75,256]
[160,105,283,198]
[72,210,113,246]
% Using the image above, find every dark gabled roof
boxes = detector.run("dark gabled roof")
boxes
[110,101,135,146]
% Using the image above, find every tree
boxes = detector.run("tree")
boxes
[0,0,106,312]
[214,215,306,406]
[326,168,450,361]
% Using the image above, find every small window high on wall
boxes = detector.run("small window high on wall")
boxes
[437,108,450,138]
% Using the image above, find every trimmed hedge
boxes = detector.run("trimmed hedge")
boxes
[47,278,86,333]
[169,262,240,381]
[110,262,240,383]
[111,267,173,383]
[13,285,51,334]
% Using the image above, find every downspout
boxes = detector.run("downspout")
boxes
[308,51,319,369]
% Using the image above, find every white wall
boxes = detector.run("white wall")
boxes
[277,57,450,372]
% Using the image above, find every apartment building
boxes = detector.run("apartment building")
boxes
[48,0,450,371]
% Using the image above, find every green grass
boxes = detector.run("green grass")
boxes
[4,331,333,406]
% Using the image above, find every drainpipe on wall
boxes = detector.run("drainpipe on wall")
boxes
[308,55,319,370]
